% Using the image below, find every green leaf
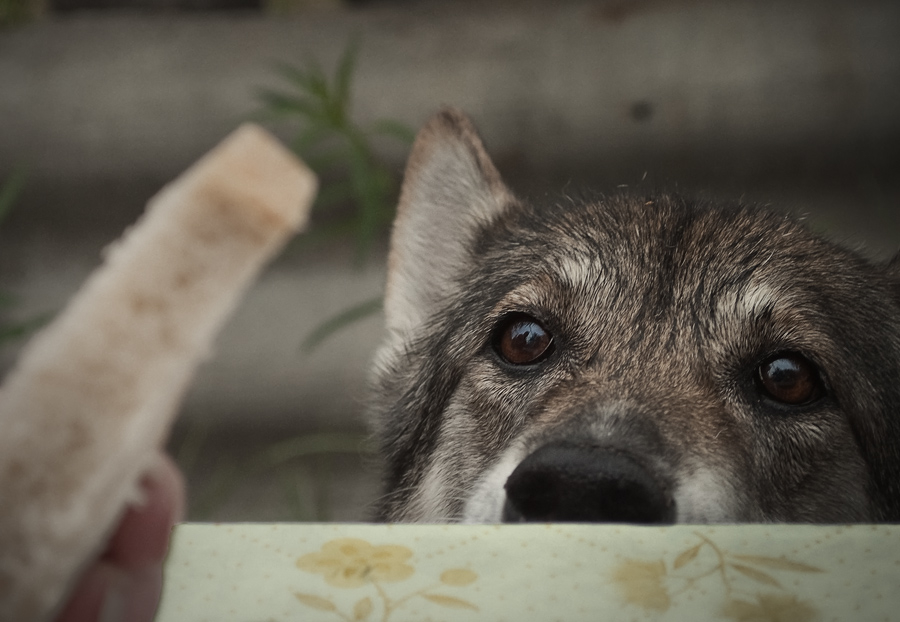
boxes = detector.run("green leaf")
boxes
[344,138,385,259]
[257,90,320,120]
[0,311,51,345]
[272,62,315,91]
[261,41,401,263]
[334,37,360,110]
[274,59,330,103]
[301,296,383,352]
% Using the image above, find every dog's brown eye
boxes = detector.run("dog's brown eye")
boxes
[757,353,823,405]
[495,314,554,366]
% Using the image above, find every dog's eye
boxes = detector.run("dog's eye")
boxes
[756,353,823,405]
[494,314,554,366]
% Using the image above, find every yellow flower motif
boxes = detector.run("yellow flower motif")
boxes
[611,559,670,612]
[439,568,478,586]
[721,593,819,622]
[296,538,415,588]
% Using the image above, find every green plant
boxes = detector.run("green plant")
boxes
[300,295,383,352]
[0,0,38,27]
[199,43,406,522]
[174,423,375,521]
[259,41,414,350]
[259,40,414,262]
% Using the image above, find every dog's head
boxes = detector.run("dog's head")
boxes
[368,108,900,523]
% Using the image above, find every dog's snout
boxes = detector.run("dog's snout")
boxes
[502,442,675,524]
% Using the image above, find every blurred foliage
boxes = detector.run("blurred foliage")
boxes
[0,169,48,345]
[259,40,414,262]
[170,41,403,522]
[300,295,383,352]
[0,0,39,27]
[259,40,413,350]
[0,168,26,224]
[204,41,407,521]
[174,423,375,521]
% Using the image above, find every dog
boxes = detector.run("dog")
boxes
[366,108,900,524]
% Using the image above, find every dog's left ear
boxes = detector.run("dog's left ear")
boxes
[384,108,514,338]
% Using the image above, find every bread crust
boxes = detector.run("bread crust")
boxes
[0,124,316,621]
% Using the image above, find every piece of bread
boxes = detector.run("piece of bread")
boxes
[0,124,317,621]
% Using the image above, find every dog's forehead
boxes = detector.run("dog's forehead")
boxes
[484,195,856,297]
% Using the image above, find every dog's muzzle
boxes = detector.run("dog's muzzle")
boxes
[502,441,675,523]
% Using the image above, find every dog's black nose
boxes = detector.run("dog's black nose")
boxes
[502,442,675,523]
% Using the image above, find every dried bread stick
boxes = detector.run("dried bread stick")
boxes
[0,124,316,621]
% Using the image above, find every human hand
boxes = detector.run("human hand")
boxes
[55,453,185,622]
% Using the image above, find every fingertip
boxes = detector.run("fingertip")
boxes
[55,564,121,622]
[148,452,186,525]
[56,563,162,622]
[105,453,186,569]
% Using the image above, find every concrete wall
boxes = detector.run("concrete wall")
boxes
[2,1,899,186]
[1,0,898,518]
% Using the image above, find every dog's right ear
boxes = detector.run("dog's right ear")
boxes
[383,108,514,339]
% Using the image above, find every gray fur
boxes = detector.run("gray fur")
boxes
[368,108,900,523]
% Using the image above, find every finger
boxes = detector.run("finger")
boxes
[56,454,183,622]
[120,565,164,622]
[54,563,111,622]
[103,453,185,571]
[55,562,162,622]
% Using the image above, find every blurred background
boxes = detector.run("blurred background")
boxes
[0,0,898,522]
